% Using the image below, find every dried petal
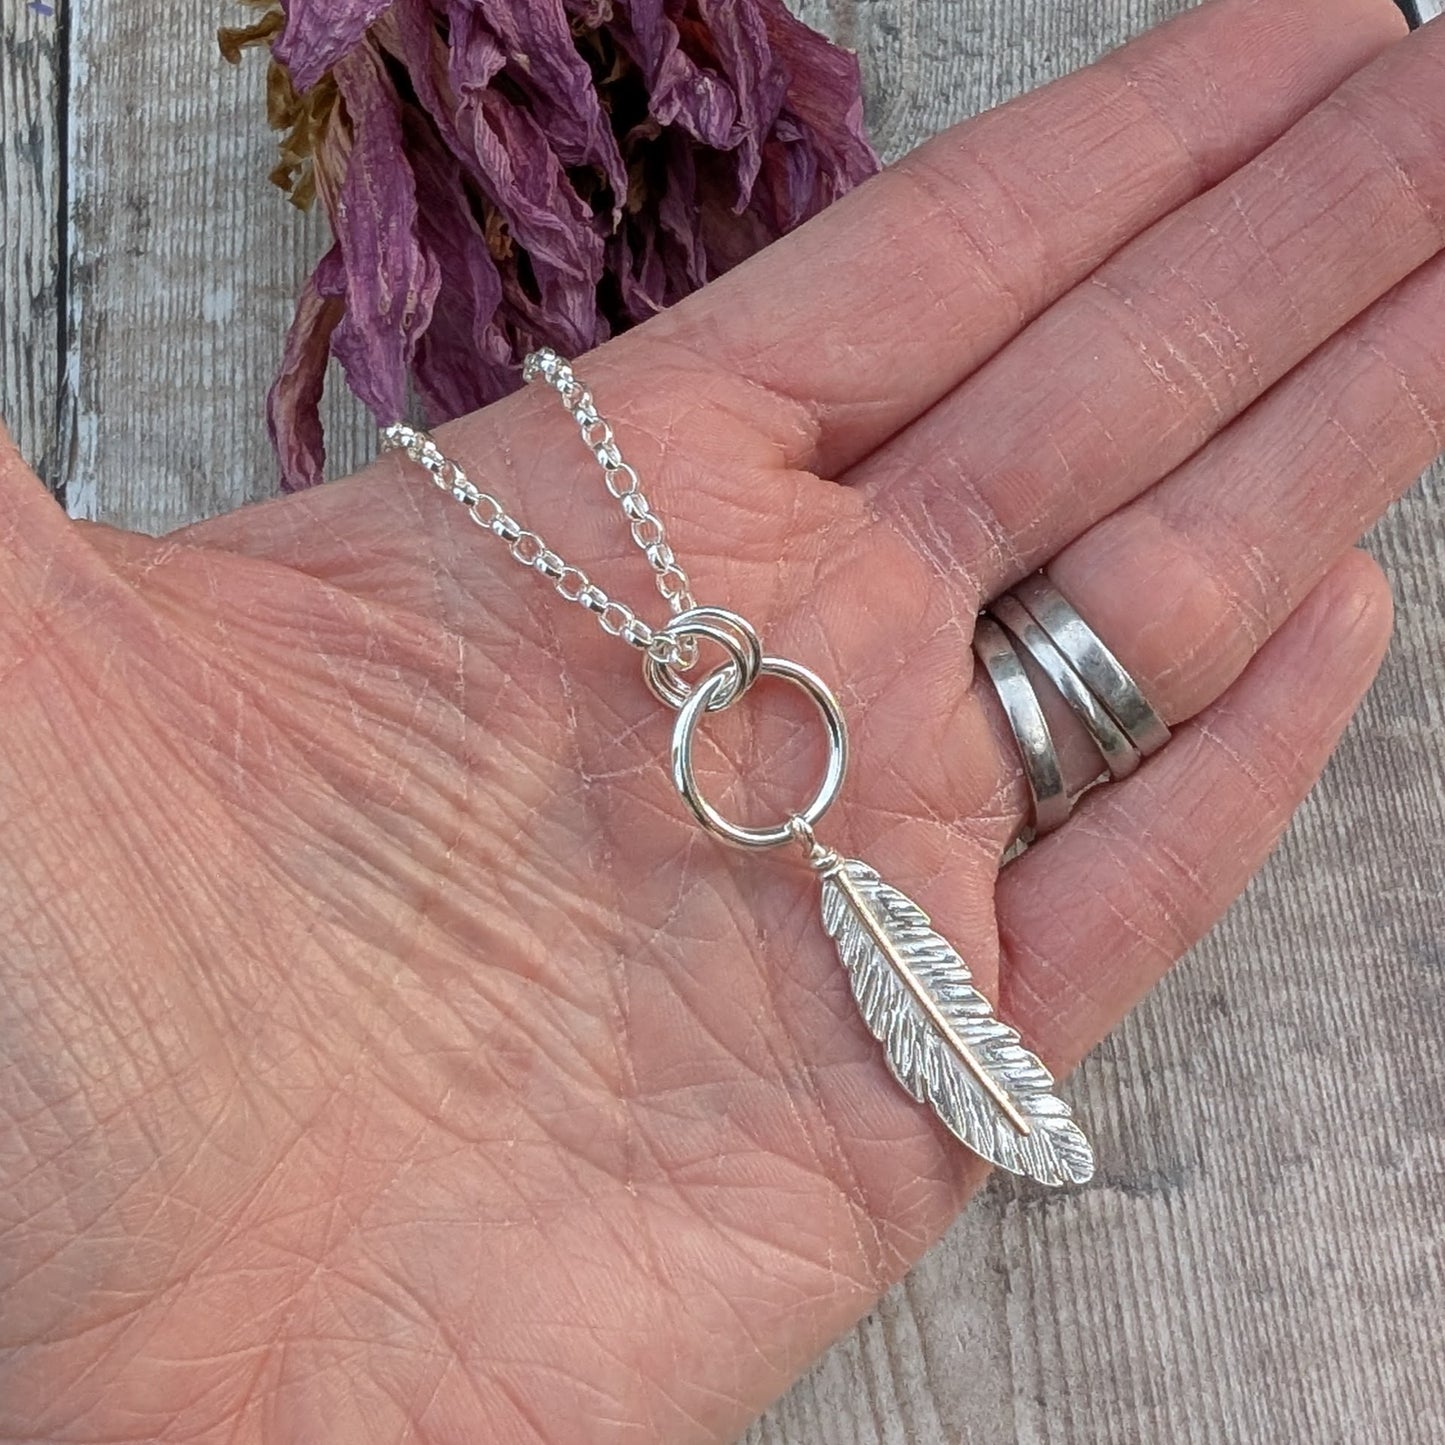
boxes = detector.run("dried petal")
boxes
[327,40,441,424]
[274,0,395,92]
[471,0,628,219]
[267,243,346,492]
[401,104,513,421]
[224,0,879,490]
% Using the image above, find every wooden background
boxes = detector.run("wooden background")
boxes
[2,1,1442,1440]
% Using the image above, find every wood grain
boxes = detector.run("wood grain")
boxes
[0,0,65,495]
[2,3,1442,1442]
[59,0,373,527]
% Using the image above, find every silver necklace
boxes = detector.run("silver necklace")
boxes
[380,348,1095,1188]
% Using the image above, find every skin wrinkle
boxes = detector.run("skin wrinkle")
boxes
[875,481,992,604]
[887,145,1038,332]
[1217,179,1304,366]
[0,524,133,677]
[22,1296,177,1436]
[236,687,546,947]
[521,1226,692,1437]
[266,1071,371,1429]
[640,889,823,1142]
[1219,150,1323,341]
[140,561,483,768]
[1118,828,1213,956]
[1035,264,1445,736]
[1151,251,1239,401]
[374,965,624,1145]
[545,599,647,1122]
[1133,501,1273,663]
[1327,413,1400,508]
[15,793,217,1123]
[645,1154,850,1324]
[220,1027,530,1261]
[740,1010,892,1295]
[79,737,285,1006]
[1360,336,1445,449]
[1099,35,1215,199]
[653,180,933,448]
[636,335,824,479]
[0,1052,157,1226]
[1087,269,1222,421]
[399,1354,475,1445]
[1325,70,1445,249]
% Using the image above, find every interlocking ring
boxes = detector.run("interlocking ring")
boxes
[670,656,850,850]
[643,607,763,711]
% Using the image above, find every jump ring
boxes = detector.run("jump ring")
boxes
[643,606,764,711]
[670,656,849,851]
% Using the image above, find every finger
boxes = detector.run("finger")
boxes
[852,14,1445,600]
[1047,248,1445,766]
[996,550,1394,1072]
[614,0,1406,476]
[973,244,1445,830]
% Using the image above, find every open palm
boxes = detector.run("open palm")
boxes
[4,2,1444,1440]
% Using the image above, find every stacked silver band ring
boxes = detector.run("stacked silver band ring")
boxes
[975,575,1171,837]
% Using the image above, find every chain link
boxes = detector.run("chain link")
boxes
[522,347,698,621]
[378,349,699,670]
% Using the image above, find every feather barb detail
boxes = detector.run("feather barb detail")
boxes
[816,854,1095,1187]
[828,864,1032,1135]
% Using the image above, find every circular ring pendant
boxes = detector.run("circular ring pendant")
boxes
[670,656,849,849]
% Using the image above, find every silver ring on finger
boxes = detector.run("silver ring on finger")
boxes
[988,594,1141,783]
[973,617,1070,835]
[1011,574,1171,757]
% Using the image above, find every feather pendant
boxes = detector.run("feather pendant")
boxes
[817,856,1094,1187]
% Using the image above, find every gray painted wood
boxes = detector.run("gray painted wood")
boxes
[55,0,374,528]
[0,0,65,495]
[2,3,1441,1442]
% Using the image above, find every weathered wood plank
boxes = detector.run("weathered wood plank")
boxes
[796,0,1190,167]
[0,0,65,496]
[61,0,372,527]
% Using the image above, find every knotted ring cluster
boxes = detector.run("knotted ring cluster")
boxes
[975,575,1171,837]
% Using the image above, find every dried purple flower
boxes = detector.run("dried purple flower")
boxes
[221,0,878,490]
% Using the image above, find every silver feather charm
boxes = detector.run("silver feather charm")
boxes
[817,855,1094,1187]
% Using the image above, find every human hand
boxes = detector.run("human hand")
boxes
[3,1,1442,1440]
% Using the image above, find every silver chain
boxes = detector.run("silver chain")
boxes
[523,348,697,621]
[379,347,696,669]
